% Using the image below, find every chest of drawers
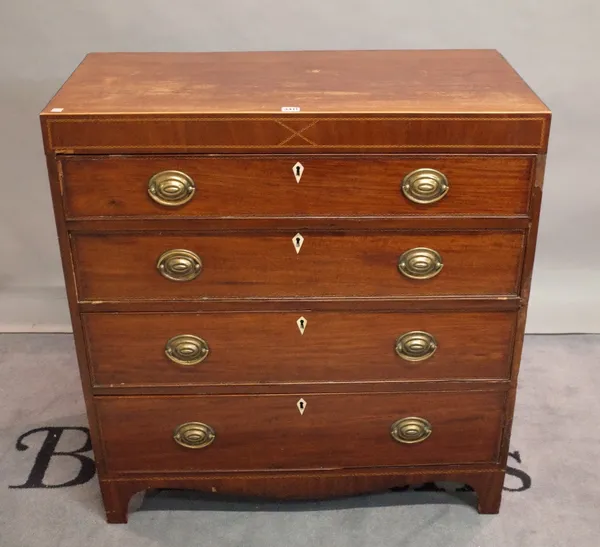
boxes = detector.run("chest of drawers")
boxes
[41,50,550,523]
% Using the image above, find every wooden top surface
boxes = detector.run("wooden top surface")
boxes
[42,50,549,115]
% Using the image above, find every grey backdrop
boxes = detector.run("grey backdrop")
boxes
[1,0,598,332]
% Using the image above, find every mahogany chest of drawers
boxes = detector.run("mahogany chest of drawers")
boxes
[41,50,551,522]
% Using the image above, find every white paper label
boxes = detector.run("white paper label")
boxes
[281,106,301,112]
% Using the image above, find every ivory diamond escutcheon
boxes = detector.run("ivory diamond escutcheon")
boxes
[293,233,304,254]
[293,161,304,183]
[296,316,307,335]
[296,398,307,415]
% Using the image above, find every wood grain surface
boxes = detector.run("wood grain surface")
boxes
[61,155,533,219]
[40,50,551,521]
[96,391,505,473]
[72,231,525,301]
[83,310,517,387]
[100,468,505,522]
[44,115,549,155]
[40,51,550,154]
[42,50,549,115]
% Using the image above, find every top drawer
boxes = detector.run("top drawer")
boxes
[60,155,533,219]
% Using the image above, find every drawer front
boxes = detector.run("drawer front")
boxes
[72,232,524,300]
[84,311,516,386]
[61,155,532,218]
[96,391,505,473]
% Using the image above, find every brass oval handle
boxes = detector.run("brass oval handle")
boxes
[173,422,215,449]
[157,249,202,281]
[395,331,437,361]
[398,247,443,280]
[148,170,196,207]
[165,334,210,365]
[402,168,449,204]
[390,417,432,444]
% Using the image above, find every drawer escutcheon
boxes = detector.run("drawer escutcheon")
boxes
[148,170,196,207]
[390,417,432,444]
[401,168,449,204]
[157,249,202,281]
[173,422,216,449]
[165,334,210,365]
[395,331,438,361]
[398,247,443,280]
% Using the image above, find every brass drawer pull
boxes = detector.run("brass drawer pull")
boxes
[157,249,202,281]
[165,334,210,365]
[395,331,437,361]
[398,247,443,280]
[173,422,215,449]
[148,170,196,206]
[390,417,432,444]
[402,168,449,204]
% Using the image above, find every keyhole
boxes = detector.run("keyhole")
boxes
[296,236,301,247]
[299,401,304,409]
[300,319,305,328]
[296,166,301,176]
